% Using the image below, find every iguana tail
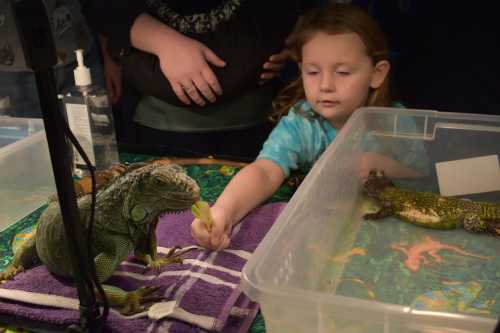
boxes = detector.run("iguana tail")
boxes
[0,236,40,281]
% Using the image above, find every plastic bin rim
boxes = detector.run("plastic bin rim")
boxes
[352,106,500,123]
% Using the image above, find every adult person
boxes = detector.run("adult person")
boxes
[83,0,303,160]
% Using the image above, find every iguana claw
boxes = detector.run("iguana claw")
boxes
[147,246,190,269]
[147,256,183,269]
[120,285,162,315]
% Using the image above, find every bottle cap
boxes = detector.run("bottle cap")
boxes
[73,49,92,86]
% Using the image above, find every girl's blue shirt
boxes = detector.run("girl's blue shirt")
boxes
[257,100,337,177]
[257,100,425,177]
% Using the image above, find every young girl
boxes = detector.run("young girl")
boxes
[191,4,419,250]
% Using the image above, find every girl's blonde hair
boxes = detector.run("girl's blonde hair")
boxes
[271,4,391,122]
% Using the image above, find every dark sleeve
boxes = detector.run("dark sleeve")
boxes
[81,0,146,58]
[121,0,301,107]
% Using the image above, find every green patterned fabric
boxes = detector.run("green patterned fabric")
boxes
[0,206,45,270]
[0,153,298,333]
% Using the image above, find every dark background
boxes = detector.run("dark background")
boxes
[300,1,499,115]
[368,1,499,115]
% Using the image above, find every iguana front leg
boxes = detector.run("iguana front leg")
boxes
[133,222,185,269]
[93,237,162,314]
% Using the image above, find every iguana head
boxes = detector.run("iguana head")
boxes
[124,163,200,225]
[144,163,200,211]
[363,169,395,198]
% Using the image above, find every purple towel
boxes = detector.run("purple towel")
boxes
[0,202,286,332]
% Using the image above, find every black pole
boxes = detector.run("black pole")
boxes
[11,0,102,331]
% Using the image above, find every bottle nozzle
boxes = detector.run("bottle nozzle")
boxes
[73,49,91,87]
[75,49,85,67]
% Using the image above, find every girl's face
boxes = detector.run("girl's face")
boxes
[300,31,388,129]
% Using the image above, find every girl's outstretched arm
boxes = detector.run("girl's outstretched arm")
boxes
[191,159,285,250]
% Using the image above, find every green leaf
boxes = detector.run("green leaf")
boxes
[191,201,213,231]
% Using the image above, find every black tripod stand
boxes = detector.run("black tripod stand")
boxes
[11,0,104,331]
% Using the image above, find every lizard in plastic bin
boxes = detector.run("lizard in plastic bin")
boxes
[363,170,500,236]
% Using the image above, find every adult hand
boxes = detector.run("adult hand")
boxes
[103,57,122,104]
[156,34,226,106]
[131,14,226,106]
[191,205,233,250]
[259,49,290,84]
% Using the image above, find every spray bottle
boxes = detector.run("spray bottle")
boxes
[61,49,119,174]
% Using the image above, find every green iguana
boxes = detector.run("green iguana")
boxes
[0,161,200,314]
[363,170,500,236]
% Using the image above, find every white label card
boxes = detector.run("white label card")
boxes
[435,155,500,196]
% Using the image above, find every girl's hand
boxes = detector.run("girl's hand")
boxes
[259,49,290,84]
[358,152,422,180]
[155,34,226,107]
[191,205,233,250]
[103,57,122,104]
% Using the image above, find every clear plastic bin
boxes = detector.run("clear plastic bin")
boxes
[241,107,500,333]
[0,116,55,230]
